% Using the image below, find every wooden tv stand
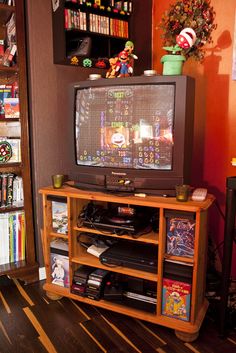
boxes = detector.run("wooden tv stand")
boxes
[39,184,215,342]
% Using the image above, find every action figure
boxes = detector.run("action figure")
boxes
[124,40,138,69]
[106,56,118,78]
[115,50,133,77]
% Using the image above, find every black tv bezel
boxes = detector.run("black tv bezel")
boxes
[72,75,195,195]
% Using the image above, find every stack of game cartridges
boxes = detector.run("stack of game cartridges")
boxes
[86,268,109,300]
[71,265,94,296]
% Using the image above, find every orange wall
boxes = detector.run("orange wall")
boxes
[153,0,236,278]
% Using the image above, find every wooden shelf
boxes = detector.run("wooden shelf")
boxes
[0,0,38,282]
[49,231,68,240]
[164,255,194,265]
[0,260,38,284]
[0,205,23,213]
[0,65,18,74]
[71,253,158,282]
[52,0,152,75]
[0,162,21,168]
[0,163,21,173]
[43,282,157,321]
[75,226,159,244]
[0,117,20,122]
[43,282,208,334]
[40,185,215,342]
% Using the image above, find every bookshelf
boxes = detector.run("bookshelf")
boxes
[0,0,38,282]
[40,184,215,342]
[51,0,152,75]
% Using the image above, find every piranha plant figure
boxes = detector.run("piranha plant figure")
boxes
[115,50,133,77]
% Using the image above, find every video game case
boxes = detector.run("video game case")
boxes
[88,268,109,281]
[87,278,102,288]
[86,288,101,300]
[73,276,87,285]
[162,278,191,321]
[71,283,86,294]
[74,265,94,280]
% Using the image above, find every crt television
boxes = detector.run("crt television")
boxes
[72,75,195,195]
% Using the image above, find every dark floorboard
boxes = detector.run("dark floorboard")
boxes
[0,277,235,353]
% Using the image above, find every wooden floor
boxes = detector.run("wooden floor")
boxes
[0,276,235,353]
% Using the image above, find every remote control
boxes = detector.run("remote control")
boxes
[191,188,208,201]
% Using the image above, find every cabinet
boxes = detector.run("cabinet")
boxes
[52,0,152,75]
[0,1,38,282]
[40,184,215,342]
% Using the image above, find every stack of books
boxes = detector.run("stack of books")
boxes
[0,211,25,265]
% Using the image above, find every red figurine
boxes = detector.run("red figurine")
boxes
[115,50,133,77]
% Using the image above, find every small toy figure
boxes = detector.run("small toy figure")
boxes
[176,28,197,49]
[124,40,138,69]
[115,50,133,77]
[124,40,138,60]
[106,56,119,78]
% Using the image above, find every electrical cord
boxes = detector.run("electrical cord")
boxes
[214,198,225,220]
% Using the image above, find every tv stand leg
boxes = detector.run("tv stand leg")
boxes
[46,291,63,301]
[175,330,199,342]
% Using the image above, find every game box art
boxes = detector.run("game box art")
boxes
[50,239,69,288]
[166,216,195,257]
[52,200,68,234]
[162,278,191,321]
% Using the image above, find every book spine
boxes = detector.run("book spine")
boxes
[1,174,8,207]
[7,173,14,206]
[21,212,26,260]
[0,174,2,205]
[0,214,4,264]
[12,213,17,261]
[9,213,14,263]
[17,212,22,261]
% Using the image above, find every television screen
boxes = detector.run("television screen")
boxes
[72,76,195,195]
[75,84,175,170]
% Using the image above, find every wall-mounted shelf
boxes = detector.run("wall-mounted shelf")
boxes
[51,0,152,75]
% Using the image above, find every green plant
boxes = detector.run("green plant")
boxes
[160,0,217,61]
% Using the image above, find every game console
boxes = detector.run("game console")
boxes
[99,240,158,273]
[87,244,109,258]
[78,202,157,237]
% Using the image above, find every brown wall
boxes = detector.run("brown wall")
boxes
[26,0,102,265]
[153,0,236,278]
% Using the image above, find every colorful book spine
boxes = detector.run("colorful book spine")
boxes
[12,212,17,261]
[0,213,9,265]
[8,213,14,263]
[17,211,22,261]
[21,212,26,260]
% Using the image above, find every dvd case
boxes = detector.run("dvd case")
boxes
[162,278,191,321]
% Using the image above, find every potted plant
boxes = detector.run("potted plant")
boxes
[159,0,217,75]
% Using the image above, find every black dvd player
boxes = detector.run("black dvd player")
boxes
[99,241,158,273]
